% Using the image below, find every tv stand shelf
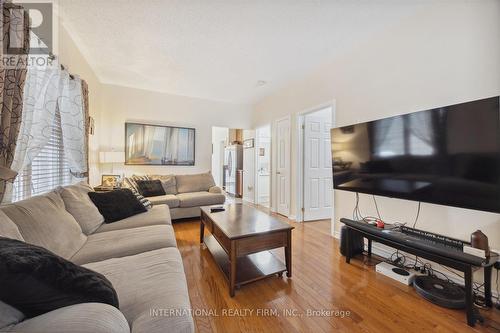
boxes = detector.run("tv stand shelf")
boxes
[341,218,497,327]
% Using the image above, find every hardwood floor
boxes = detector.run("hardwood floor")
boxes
[173,212,500,333]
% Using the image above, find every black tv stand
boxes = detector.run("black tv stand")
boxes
[341,218,497,327]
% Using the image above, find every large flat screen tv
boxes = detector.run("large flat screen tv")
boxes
[331,96,500,214]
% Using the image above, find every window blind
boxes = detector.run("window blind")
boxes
[12,109,72,202]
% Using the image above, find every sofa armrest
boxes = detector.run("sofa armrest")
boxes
[208,186,224,194]
[7,303,130,333]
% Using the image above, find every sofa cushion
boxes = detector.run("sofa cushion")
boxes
[88,189,147,223]
[136,180,166,197]
[176,172,216,193]
[147,194,180,208]
[57,182,104,235]
[170,206,202,220]
[0,301,24,330]
[0,237,119,318]
[8,303,130,333]
[177,191,225,208]
[0,192,87,259]
[95,205,172,233]
[149,174,177,194]
[0,210,24,241]
[83,248,194,333]
[71,225,177,265]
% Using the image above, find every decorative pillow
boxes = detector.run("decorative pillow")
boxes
[136,179,166,197]
[0,210,24,241]
[176,172,216,193]
[0,237,119,318]
[122,175,149,193]
[88,189,147,223]
[57,182,104,235]
[133,192,153,210]
[122,177,139,193]
[149,174,177,194]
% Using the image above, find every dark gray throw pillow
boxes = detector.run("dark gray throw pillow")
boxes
[136,179,166,197]
[88,188,147,223]
[0,237,119,318]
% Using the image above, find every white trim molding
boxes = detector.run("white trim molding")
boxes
[295,100,336,224]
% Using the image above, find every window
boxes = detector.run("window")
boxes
[12,109,72,202]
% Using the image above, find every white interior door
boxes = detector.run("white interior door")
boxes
[303,111,333,221]
[276,117,290,216]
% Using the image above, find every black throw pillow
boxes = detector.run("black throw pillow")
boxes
[135,179,166,197]
[0,237,119,318]
[88,188,147,223]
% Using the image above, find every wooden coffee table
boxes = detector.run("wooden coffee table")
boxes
[200,204,294,297]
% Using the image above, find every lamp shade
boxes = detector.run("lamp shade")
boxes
[99,152,125,163]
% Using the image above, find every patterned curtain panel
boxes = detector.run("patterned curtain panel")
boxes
[59,72,88,178]
[81,80,90,174]
[0,1,30,202]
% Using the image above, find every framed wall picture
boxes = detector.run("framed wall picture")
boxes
[125,122,196,166]
[243,138,254,149]
[101,174,121,188]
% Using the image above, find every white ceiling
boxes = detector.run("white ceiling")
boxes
[60,1,424,104]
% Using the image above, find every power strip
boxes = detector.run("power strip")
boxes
[375,262,424,285]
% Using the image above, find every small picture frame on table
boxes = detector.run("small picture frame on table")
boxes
[101,174,121,188]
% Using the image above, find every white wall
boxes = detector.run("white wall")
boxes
[98,84,253,177]
[253,1,500,250]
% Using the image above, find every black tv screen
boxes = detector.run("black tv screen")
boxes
[331,96,500,214]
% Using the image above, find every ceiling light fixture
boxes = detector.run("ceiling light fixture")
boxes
[256,80,267,87]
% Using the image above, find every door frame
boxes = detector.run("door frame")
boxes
[295,100,336,224]
[273,115,291,217]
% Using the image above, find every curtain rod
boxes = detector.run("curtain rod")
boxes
[48,52,75,80]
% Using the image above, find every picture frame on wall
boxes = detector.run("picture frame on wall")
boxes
[124,122,196,166]
[243,138,254,149]
[101,174,121,188]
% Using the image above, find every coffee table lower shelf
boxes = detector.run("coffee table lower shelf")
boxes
[203,234,287,287]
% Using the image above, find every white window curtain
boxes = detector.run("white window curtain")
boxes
[59,71,88,178]
[2,63,63,203]
[3,63,89,203]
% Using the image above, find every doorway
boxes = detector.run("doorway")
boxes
[255,125,271,208]
[299,106,334,222]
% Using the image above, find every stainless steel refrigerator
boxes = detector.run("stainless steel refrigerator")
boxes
[223,144,243,196]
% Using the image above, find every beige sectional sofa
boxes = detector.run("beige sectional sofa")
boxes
[125,172,225,220]
[0,183,194,333]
